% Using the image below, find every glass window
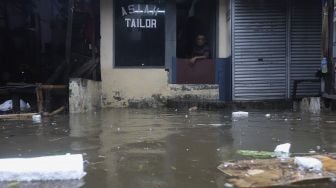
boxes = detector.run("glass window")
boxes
[114,0,166,67]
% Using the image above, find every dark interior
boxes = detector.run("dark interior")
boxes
[176,0,216,58]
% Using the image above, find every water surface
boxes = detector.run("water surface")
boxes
[0,108,336,187]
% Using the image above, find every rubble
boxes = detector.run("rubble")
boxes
[294,157,323,172]
[218,155,336,187]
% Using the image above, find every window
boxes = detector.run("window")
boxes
[114,0,166,67]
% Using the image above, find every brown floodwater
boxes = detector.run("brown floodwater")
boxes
[0,108,336,188]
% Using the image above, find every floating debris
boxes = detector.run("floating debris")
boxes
[224,183,234,188]
[232,111,249,118]
[237,150,275,158]
[32,114,42,123]
[274,143,291,158]
[0,154,86,181]
[188,106,198,112]
[209,124,226,127]
[218,155,336,187]
[294,157,322,172]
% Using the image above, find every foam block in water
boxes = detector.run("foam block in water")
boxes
[232,111,249,117]
[0,154,86,181]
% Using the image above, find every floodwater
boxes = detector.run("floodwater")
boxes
[1,108,336,188]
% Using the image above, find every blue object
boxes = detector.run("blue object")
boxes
[321,57,328,74]
[216,57,232,101]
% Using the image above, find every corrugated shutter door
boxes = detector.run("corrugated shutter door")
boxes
[290,0,322,97]
[233,0,287,100]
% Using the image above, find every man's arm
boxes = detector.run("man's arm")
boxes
[190,51,210,64]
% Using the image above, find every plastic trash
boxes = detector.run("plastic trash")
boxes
[188,106,198,112]
[274,143,291,158]
[265,114,271,118]
[0,100,12,111]
[232,111,249,118]
[294,157,323,172]
[32,114,42,123]
[237,150,275,158]
[209,124,225,127]
[0,154,86,181]
[224,183,234,188]
[321,57,328,74]
[0,100,31,112]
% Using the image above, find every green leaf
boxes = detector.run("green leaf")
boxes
[237,150,275,158]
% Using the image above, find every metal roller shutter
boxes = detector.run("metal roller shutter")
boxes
[233,0,287,100]
[290,0,322,97]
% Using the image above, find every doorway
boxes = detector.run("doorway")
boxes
[172,0,217,84]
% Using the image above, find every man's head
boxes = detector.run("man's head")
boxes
[195,34,206,46]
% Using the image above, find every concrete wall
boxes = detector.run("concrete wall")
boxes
[218,0,231,58]
[100,0,228,107]
[69,78,102,113]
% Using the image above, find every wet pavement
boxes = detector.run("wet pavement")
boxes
[0,108,336,187]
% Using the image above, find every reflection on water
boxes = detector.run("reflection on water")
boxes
[0,108,336,187]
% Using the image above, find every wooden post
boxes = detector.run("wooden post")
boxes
[64,0,75,83]
[65,0,74,65]
[327,0,335,94]
[321,0,334,94]
[11,93,20,113]
[35,84,43,113]
[89,1,97,80]
[330,0,335,93]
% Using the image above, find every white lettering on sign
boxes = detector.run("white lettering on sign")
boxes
[128,4,135,14]
[121,7,128,16]
[120,4,163,29]
[121,4,163,16]
[125,18,157,28]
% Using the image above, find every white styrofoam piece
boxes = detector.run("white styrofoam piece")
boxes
[32,114,42,123]
[0,154,86,181]
[274,143,291,153]
[274,143,291,158]
[294,157,323,172]
[0,100,30,112]
[232,111,249,117]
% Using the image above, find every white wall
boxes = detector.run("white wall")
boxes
[218,0,231,58]
[100,0,223,107]
[100,0,169,107]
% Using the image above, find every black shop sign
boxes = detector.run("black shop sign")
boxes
[114,0,165,67]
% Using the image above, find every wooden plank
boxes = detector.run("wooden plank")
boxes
[43,106,65,116]
[39,85,67,90]
[65,0,74,65]
[35,86,43,113]
[0,113,38,120]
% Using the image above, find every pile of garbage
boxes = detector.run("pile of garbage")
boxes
[218,143,336,187]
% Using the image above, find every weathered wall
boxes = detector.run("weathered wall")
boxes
[100,0,227,107]
[218,0,231,58]
[69,78,102,113]
[100,0,169,107]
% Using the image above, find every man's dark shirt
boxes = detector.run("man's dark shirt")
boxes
[192,44,210,57]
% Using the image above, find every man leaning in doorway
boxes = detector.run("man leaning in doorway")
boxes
[189,34,210,66]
